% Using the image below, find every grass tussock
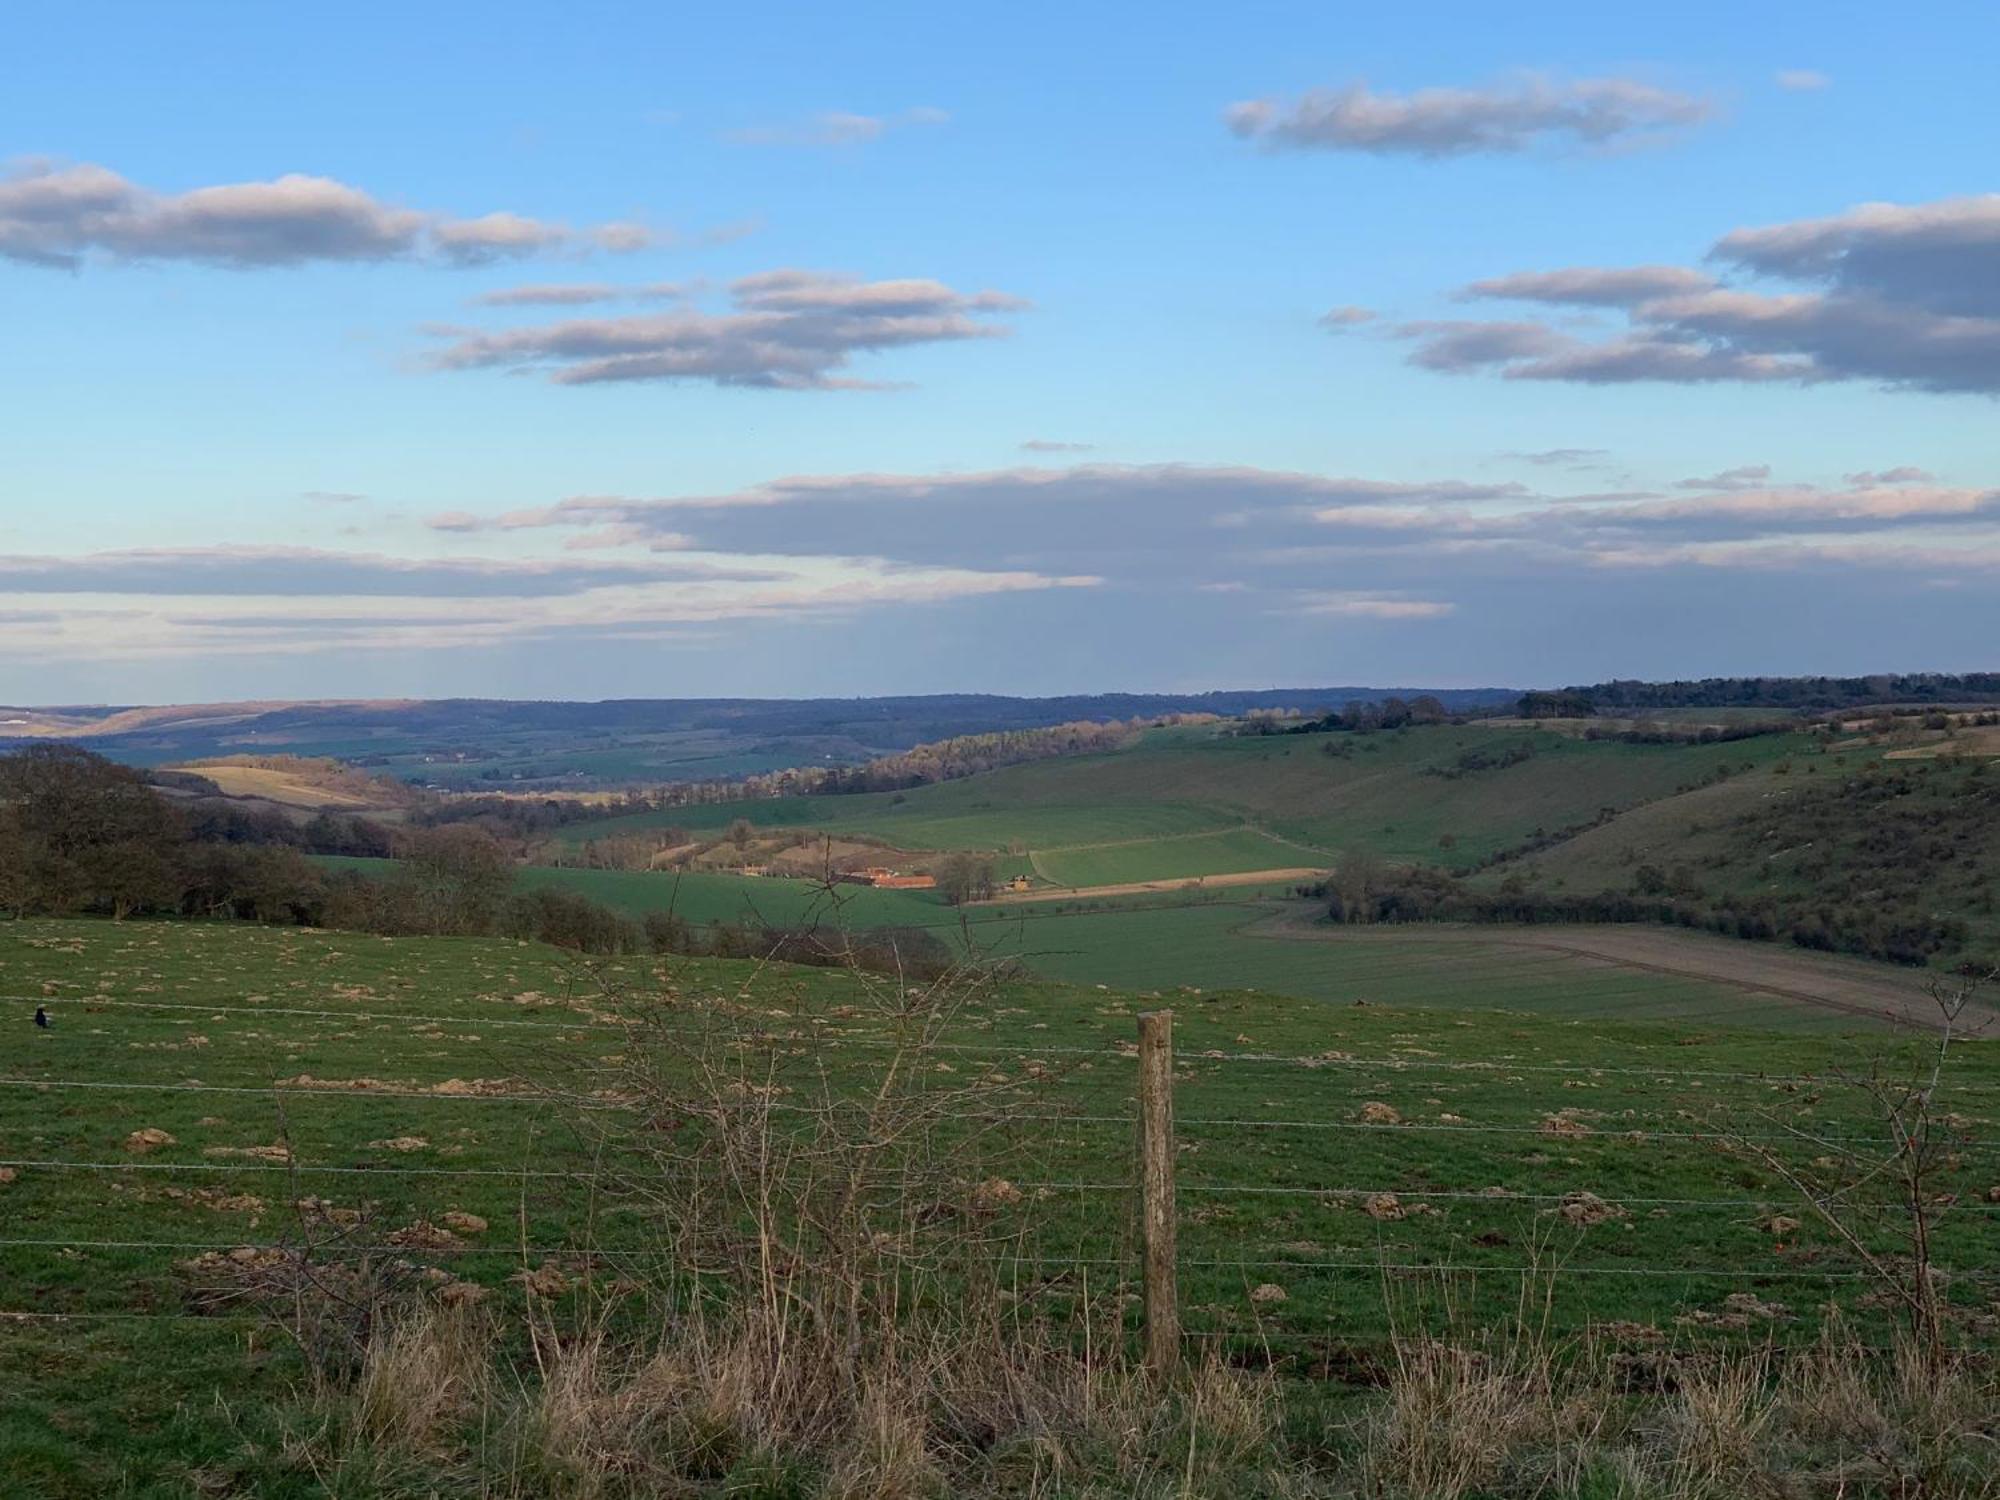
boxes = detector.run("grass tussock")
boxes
[293,1297,1288,1498]
[1353,1323,2000,1500]
[288,1299,2000,1498]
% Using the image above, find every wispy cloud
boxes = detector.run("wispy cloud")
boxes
[425,269,1027,389]
[1503,448,1611,469]
[0,159,646,269]
[1226,75,1711,157]
[0,543,1090,662]
[1293,591,1456,619]
[1674,464,1772,491]
[725,106,950,148]
[470,282,692,308]
[1776,69,1831,92]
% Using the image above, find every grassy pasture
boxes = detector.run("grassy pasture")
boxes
[560,724,1815,883]
[318,854,1942,1032]
[3,916,1999,1494]
[1029,826,1323,887]
[981,902,1871,1033]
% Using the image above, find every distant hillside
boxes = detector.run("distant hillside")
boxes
[0,688,1518,788]
[553,720,1815,878]
[1479,749,2000,971]
[158,755,426,815]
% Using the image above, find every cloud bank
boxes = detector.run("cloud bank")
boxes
[1392,194,2000,394]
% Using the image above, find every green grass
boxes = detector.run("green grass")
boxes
[981,902,1864,1032]
[322,854,960,929]
[323,855,1919,1032]
[4,915,1998,1495]
[1030,826,1325,887]
[560,724,1816,882]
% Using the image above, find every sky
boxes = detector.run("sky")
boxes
[2,0,1997,704]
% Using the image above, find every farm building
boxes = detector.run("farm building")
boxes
[840,866,938,890]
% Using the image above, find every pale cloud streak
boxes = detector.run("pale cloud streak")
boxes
[0,543,1091,663]
[425,270,1027,388]
[1226,75,1711,156]
[0,159,648,269]
[725,107,950,148]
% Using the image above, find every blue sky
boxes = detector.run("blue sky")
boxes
[2,0,1996,702]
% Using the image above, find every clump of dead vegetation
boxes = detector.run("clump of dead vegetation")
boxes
[1351,1284,2000,1499]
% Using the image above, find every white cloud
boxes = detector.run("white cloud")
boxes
[0,159,643,269]
[0,543,1090,662]
[426,269,1026,388]
[1226,75,1711,157]
[1293,592,1456,619]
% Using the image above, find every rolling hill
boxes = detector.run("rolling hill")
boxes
[561,720,1815,880]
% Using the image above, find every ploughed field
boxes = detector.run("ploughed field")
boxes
[4,917,1999,1493]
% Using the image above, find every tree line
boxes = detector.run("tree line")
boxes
[0,745,957,977]
[1532,673,2000,714]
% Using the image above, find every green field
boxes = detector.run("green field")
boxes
[978,902,1870,1032]
[4,916,1998,1494]
[563,724,1813,886]
[1029,826,1325,886]
[323,854,964,930]
[322,855,1948,1032]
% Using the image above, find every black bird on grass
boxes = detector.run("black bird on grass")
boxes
[34,1006,50,1029]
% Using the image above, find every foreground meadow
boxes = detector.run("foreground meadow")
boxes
[3,917,1998,1495]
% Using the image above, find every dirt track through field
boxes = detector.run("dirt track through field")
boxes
[1257,912,1990,1030]
[976,867,1326,905]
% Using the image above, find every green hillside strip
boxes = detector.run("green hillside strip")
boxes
[320,855,955,931]
[557,723,1813,878]
[1031,826,1324,887]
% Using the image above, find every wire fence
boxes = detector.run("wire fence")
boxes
[6,973,1999,1366]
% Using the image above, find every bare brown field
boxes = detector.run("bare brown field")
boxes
[1258,910,1989,1029]
[0,697,417,738]
[174,763,383,808]
[1885,725,2000,758]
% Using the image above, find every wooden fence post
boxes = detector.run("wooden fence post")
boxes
[1137,1008,1179,1376]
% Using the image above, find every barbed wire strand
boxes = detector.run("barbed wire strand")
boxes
[5,1073,1975,1150]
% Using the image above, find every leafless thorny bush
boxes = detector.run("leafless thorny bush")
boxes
[277,934,1305,1494]
[1728,968,1997,1365]
[566,937,1096,1406]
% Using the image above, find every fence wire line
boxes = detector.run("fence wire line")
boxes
[22,1160,2000,1231]
[3,1235,1990,1286]
[0,1311,1927,1359]
[0,1157,572,1180]
[26,995,2000,1095]
[4,1074,1975,1151]
[0,1236,665,1259]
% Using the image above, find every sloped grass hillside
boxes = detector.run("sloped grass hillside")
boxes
[1490,753,2000,971]
[560,723,1812,878]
